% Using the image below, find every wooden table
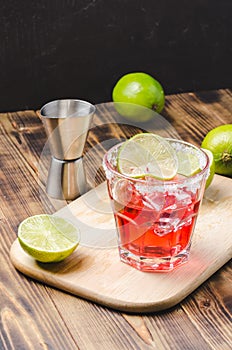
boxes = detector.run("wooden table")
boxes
[1,89,231,350]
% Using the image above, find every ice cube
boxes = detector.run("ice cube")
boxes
[153,210,183,236]
[141,192,165,211]
[112,179,134,204]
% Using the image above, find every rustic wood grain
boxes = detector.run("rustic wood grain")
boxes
[1,90,232,349]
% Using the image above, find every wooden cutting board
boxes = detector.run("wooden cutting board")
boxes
[10,174,232,313]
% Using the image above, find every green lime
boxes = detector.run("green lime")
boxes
[201,124,232,177]
[112,72,165,121]
[201,148,215,189]
[113,102,155,123]
[18,214,79,263]
[117,133,178,180]
[176,150,201,177]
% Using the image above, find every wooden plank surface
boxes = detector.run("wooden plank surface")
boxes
[1,90,232,349]
[10,174,232,313]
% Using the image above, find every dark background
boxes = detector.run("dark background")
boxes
[0,0,232,112]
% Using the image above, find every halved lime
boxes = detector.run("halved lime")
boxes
[117,133,178,180]
[177,150,200,177]
[18,214,79,263]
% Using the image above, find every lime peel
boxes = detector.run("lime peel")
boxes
[201,148,215,189]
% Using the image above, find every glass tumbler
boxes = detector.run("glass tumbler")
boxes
[103,139,209,272]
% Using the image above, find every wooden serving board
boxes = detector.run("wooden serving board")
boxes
[10,174,232,313]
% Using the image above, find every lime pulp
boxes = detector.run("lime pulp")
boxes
[117,133,178,180]
[18,214,79,263]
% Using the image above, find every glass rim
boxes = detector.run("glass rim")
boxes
[103,138,209,185]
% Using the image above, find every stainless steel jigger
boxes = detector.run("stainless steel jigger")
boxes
[40,99,95,200]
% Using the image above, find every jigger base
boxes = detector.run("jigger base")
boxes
[46,157,88,200]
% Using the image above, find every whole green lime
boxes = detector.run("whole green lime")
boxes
[112,72,165,119]
[201,124,232,177]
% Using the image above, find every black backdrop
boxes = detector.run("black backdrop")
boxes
[0,0,231,112]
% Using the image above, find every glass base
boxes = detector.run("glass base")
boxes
[118,246,190,272]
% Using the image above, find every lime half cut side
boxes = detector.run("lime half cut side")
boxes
[18,214,80,263]
[117,133,178,180]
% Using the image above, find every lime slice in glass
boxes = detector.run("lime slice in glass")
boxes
[201,148,215,188]
[177,150,201,177]
[117,133,178,180]
[18,214,79,263]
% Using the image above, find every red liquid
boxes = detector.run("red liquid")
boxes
[112,187,200,259]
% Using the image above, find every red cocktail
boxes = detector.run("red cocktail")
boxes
[103,136,209,272]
